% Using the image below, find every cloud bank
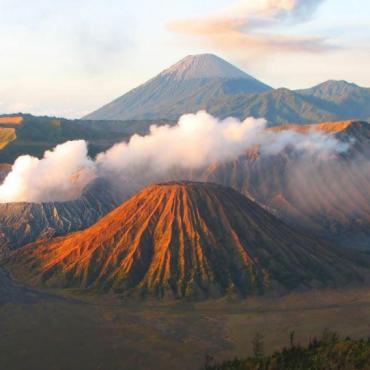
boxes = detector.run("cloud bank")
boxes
[168,0,332,57]
[0,111,351,203]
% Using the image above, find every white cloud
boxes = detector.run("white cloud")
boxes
[0,141,97,203]
[168,0,332,58]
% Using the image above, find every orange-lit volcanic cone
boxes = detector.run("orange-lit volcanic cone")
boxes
[4,182,369,299]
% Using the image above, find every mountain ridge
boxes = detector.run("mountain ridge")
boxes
[297,80,368,99]
[84,54,370,125]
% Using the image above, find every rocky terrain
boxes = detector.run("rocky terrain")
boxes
[0,179,120,256]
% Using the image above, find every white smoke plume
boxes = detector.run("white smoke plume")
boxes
[261,129,352,158]
[97,112,267,174]
[0,140,96,203]
[0,111,352,203]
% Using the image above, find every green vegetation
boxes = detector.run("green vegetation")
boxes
[204,331,370,370]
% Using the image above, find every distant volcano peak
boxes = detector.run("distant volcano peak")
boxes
[84,54,272,121]
[160,53,255,81]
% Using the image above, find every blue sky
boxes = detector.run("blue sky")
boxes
[0,0,369,118]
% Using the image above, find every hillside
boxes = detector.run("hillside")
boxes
[0,179,119,256]
[0,114,171,163]
[0,128,16,150]
[4,182,368,299]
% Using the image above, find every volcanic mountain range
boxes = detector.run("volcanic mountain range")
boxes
[4,182,369,299]
[85,54,370,125]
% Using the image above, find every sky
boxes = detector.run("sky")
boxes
[0,0,369,118]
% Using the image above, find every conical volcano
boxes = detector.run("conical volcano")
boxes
[4,182,368,299]
[84,54,272,121]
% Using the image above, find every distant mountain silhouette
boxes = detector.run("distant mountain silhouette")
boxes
[296,80,370,121]
[85,55,370,125]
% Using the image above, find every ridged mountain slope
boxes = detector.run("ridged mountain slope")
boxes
[297,80,370,121]
[206,83,370,125]
[4,182,368,299]
[0,179,119,256]
[207,88,339,125]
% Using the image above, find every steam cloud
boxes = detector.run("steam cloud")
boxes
[0,111,352,203]
[0,140,96,203]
